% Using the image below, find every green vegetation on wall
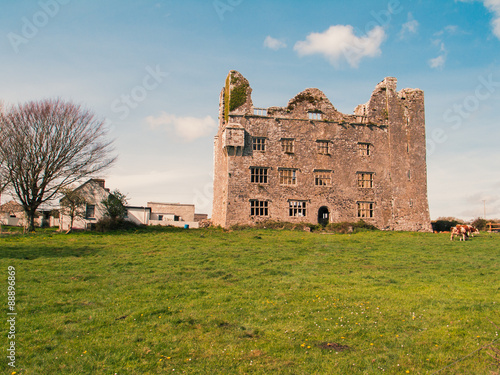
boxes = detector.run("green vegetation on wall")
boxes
[229,82,249,112]
[224,71,249,123]
[224,74,230,123]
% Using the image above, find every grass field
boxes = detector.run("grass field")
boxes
[0,227,499,374]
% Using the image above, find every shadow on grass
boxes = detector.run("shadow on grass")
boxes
[0,244,102,260]
[0,228,103,260]
[0,225,194,260]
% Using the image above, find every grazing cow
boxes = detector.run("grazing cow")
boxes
[450,226,468,241]
[457,224,480,238]
[466,225,480,237]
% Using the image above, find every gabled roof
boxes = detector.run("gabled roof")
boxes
[0,201,23,213]
[73,179,109,193]
[60,179,110,203]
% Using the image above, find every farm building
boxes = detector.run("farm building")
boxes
[59,179,204,230]
[0,201,26,227]
[0,200,57,228]
[212,70,432,231]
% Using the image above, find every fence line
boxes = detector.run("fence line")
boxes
[486,222,500,232]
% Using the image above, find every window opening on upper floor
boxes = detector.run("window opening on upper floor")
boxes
[252,137,266,151]
[308,112,322,120]
[358,142,372,156]
[281,138,295,154]
[253,108,267,116]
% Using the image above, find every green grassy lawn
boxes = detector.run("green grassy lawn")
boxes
[0,227,499,374]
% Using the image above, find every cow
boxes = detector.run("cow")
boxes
[457,224,480,238]
[450,225,468,241]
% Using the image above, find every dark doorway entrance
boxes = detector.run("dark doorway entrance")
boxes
[318,206,329,226]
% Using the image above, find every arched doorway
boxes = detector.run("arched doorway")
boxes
[318,206,329,226]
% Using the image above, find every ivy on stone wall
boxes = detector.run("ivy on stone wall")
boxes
[223,71,249,123]
[224,74,230,123]
[229,80,249,112]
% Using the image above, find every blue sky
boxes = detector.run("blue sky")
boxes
[1,0,499,220]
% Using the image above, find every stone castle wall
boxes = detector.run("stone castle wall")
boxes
[212,71,432,231]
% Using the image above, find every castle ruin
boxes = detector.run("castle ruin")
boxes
[212,70,432,231]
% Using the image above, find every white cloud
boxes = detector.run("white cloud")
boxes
[399,12,419,38]
[263,36,287,50]
[444,25,459,34]
[483,0,500,38]
[146,112,217,142]
[459,0,500,39]
[433,40,447,53]
[293,25,386,68]
[428,39,447,69]
[429,54,446,69]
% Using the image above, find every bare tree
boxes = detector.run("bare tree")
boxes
[59,186,87,234]
[0,99,116,231]
[0,102,8,199]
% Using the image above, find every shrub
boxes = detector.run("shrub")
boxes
[431,217,463,232]
[96,217,140,232]
[229,220,377,233]
[471,218,488,231]
[325,220,378,234]
[230,220,319,232]
[101,190,128,220]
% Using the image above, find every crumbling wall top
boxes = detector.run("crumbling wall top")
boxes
[223,70,253,122]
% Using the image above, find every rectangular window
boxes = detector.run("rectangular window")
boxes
[314,170,332,186]
[250,200,268,216]
[253,108,267,116]
[158,214,164,221]
[250,167,269,183]
[279,168,297,185]
[358,142,372,156]
[289,201,307,217]
[252,137,266,151]
[308,112,322,120]
[281,138,294,154]
[317,140,330,155]
[357,172,374,188]
[85,204,95,219]
[357,202,374,218]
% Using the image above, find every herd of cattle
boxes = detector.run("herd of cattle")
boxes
[450,224,480,241]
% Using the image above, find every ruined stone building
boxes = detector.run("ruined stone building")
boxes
[212,70,432,231]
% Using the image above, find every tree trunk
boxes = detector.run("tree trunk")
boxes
[66,214,75,234]
[26,209,36,232]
